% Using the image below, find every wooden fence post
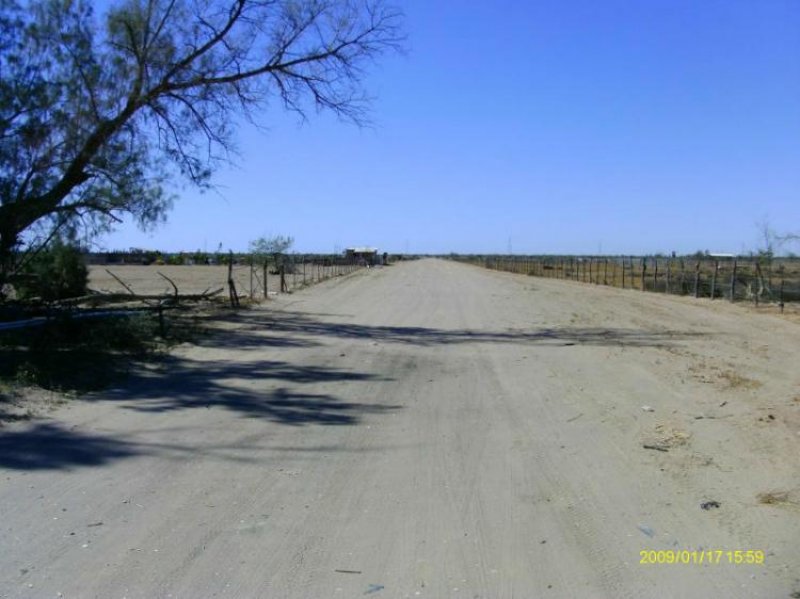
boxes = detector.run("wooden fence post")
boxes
[693,261,701,298]
[263,261,268,299]
[641,258,646,291]
[710,260,719,299]
[629,256,635,289]
[653,258,658,292]
[779,266,785,313]
[754,262,763,306]
[729,259,737,302]
[666,259,671,294]
[227,250,239,307]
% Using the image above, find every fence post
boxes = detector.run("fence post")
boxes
[227,250,239,307]
[629,256,635,289]
[710,260,719,299]
[653,258,658,291]
[754,262,763,306]
[779,266,785,313]
[729,259,737,302]
[666,259,671,294]
[641,258,646,291]
[693,261,701,298]
[263,261,268,299]
[249,259,254,300]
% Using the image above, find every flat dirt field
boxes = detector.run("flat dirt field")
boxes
[2,259,799,598]
[89,262,345,297]
[88,264,236,295]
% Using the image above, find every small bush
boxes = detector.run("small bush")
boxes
[0,313,160,391]
[15,239,88,302]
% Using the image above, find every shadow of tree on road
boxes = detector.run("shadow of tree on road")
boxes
[0,304,699,472]
[0,423,138,470]
[0,345,400,471]
[96,356,399,426]
[230,310,702,348]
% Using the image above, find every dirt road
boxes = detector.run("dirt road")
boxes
[2,259,799,598]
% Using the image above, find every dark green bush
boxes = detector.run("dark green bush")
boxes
[15,239,88,301]
[0,313,160,391]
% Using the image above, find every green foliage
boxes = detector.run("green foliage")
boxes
[15,238,88,301]
[249,235,294,264]
[0,313,159,391]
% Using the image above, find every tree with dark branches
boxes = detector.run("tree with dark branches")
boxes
[0,0,404,296]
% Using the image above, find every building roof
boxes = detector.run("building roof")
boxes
[345,247,378,253]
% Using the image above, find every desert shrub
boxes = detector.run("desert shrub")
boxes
[15,239,88,302]
[0,313,160,391]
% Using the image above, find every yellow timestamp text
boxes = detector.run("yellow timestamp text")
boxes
[639,550,764,565]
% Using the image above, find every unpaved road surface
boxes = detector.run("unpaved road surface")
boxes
[2,259,799,598]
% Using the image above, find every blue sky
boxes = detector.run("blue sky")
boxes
[100,0,800,255]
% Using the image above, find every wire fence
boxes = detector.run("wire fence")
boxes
[89,254,365,306]
[226,254,363,306]
[455,255,800,309]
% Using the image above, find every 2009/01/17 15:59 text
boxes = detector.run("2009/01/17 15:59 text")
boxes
[640,550,765,565]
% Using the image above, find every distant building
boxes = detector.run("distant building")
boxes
[345,247,379,265]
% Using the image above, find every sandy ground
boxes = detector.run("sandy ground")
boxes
[88,263,348,298]
[1,258,799,598]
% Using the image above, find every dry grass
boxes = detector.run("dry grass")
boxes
[651,424,691,449]
[718,370,762,390]
[757,490,800,507]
